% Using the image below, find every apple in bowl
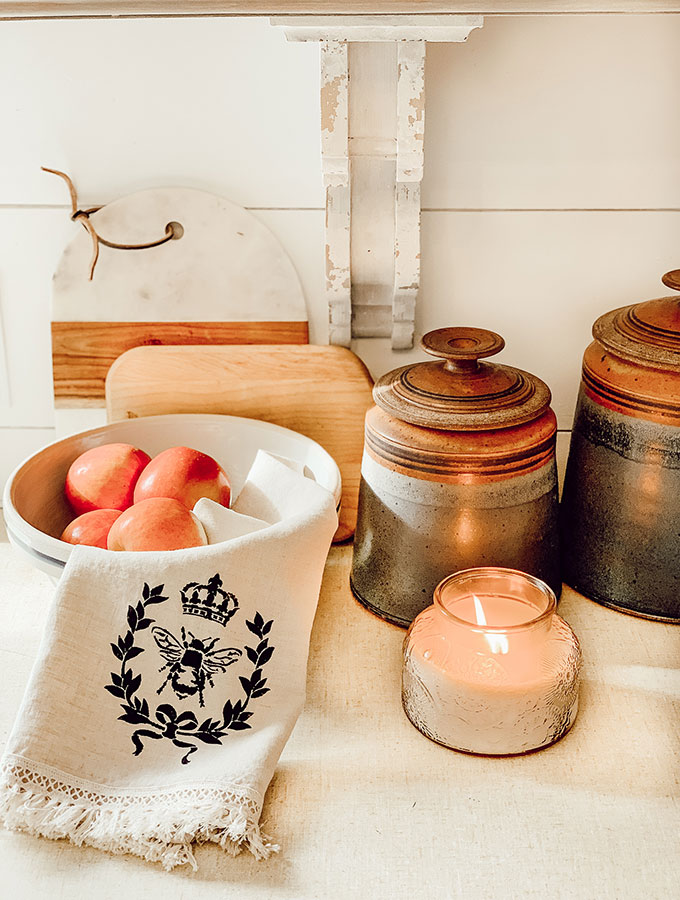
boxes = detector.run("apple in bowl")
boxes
[61,442,230,552]
[107,498,208,552]
[61,509,123,549]
[133,446,231,510]
[65,443,151,515]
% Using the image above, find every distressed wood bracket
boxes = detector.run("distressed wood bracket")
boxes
[272,15,483,348]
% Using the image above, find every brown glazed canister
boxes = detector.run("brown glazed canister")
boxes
[561,270,680,622]
[350,327,561,627]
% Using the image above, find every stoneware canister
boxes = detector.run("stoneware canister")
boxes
[350,327,561,627]
[561,270,680,622]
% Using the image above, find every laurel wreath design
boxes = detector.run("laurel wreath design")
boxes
[105,582,275,765]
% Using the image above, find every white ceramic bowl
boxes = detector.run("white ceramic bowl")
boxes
[3,413,341,581]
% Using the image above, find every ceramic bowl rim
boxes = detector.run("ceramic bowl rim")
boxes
[3,412,342,569]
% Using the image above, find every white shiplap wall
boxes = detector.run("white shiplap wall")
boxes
[0,14,678,488]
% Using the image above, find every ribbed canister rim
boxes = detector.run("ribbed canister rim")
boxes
[364,406,557,482]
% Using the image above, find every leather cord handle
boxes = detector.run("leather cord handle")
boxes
[42,167,181,280]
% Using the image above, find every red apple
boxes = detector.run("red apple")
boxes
[133,446,231,510]
[61,509,123,549]
[107,497,208,551]
[65,443,151,515]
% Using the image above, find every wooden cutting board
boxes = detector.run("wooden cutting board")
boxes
[105,345,375,542]
[52,187,309,406]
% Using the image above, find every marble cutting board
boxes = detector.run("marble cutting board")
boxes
[51,186,309,407]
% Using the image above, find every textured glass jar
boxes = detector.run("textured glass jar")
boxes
[402,568,581,756]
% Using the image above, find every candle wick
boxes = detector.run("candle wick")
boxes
[472,593,509,655]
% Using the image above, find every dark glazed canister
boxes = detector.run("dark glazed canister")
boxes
[350,327,561,627]
[561,270,680,622]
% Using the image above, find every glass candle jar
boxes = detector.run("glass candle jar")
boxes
[402,567,581,756]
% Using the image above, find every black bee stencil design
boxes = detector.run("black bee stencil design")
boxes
[152,625,242,708]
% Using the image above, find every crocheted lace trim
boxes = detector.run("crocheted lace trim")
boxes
[0,756,277,871]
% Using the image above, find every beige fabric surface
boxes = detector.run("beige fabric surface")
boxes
[0,521,678,898]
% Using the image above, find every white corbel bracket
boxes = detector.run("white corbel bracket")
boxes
[272,15,484,349]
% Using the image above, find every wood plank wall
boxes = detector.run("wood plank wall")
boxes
[1,14,679,488]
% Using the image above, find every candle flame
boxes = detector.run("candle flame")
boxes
[472,594,509,655]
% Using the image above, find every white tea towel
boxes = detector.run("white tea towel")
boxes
[0,451,338,870]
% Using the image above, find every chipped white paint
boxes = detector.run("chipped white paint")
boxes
[393,182,421,350]
[320,40,349,191]
[347,42,396,344]
[396,41,425,184]
[273,16,485,44]
[274,16,482,349]
[392,41,425,349]
[320,40,351,347]
[326,183,351,347]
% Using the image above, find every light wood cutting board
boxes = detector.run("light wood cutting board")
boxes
[105,345,375,542]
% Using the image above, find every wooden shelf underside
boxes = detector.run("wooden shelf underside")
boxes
[2,2,680,22]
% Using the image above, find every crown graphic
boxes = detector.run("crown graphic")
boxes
[180,574,239,628]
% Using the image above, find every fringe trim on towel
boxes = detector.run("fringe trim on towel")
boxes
[0,760,278,871]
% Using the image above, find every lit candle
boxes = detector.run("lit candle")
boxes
[402,567,581,756]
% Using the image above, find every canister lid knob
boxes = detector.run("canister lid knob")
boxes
[372,325,552,431]
[661,270,680,293]
[421,327,505,372]
[591,269,680,370]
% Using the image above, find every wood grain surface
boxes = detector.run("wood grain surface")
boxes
[52,321,309,405]
[3,2,680,18]
[105,344,374,542]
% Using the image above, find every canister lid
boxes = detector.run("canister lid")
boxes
[373,327,552,431]
[592,270,680,370]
